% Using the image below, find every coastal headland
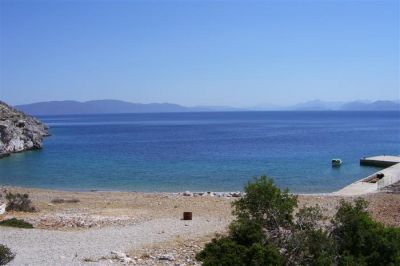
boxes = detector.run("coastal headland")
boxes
[0,101,49,158]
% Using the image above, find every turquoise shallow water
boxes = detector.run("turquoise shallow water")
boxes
[0,111,399,193]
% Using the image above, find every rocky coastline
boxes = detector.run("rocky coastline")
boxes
[0,101,49,158]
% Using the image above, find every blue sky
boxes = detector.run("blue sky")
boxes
[0,0,399,106]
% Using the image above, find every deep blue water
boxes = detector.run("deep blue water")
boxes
[0,111,399,193]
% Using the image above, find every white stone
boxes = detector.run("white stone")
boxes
[111,251,128,259]
[158,254,175,261]
[0,203,6,215]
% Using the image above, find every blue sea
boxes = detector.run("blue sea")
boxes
[0,111,399,193]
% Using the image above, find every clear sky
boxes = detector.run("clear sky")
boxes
[0,0,399,107]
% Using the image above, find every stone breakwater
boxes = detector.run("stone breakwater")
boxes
[0,101,49,158]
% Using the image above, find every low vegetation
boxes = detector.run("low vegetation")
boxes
[0,244,14,265]
[51,198,80,204]
[5,192,35,212]
[0,218,33,229]
[196,176,400,266]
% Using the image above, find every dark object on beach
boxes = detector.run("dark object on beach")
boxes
[0,218,33,229]
[183,212,192,220]
[5,192,36,212]
[365,173,385,183]
[51,198,80,204]
[0,244,15,265]
[51,198,65,204]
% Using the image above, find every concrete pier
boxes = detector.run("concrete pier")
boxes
[334,155,400,196]
[360,155,400,167]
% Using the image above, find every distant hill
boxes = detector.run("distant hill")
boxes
[289,100,344,111]
[15,100,239,115]
[340,100,400,111]
[289,100,400,111]
[15,99,400,115]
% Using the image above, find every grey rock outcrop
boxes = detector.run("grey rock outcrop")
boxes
[0,101,49,158]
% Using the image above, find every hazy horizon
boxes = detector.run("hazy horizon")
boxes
[1,0,399,106]
[11,98,400,109]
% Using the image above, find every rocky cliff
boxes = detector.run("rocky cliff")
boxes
[0,101,49,158]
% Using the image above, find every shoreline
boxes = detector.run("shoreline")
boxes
[1,154,399,265]
[0,184,349,198]
[1,185,399,265]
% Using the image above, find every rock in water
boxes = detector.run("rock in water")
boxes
[0,101,49,158]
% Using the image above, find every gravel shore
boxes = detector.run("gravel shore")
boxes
[1,187,399,265]
[1,217,227,265]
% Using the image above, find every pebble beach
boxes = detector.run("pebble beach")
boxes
[1,186,400,265]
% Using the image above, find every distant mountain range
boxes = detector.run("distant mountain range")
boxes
[15,99,400,115]
[14,100,240,115]
[287,100,400,111]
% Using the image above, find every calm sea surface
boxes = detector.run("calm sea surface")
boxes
[0,111,399,193]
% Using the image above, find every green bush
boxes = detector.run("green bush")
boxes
[196,235,284,266]
[0,218,33,229]
[232,176,298,232]
[332,198,400,266]
[5,192,35,212]
[196,176,400,266]
[0,244,14,265]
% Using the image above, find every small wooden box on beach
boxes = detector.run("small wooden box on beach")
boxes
[183,212,192,220]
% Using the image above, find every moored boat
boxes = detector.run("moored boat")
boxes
[332,159,342,167]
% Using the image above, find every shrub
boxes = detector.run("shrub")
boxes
[0,218,33,229]
[197,176,400,266]
[51,198,80,204]
[282,205,336,265]
[0,244,14,265]
[5,193,35,212]
[232,176,298,232]
[286,228,336,266]
[196,176,292,265]
[332,198,400,266]
[196,235,284,266]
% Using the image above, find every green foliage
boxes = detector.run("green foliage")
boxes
[332,198,400,266]
[0,244,14,265]
[288,228,336,266]
[233,176,297,231]
[229,217,264,246]
[246,242,285,266]
[196,236,284,266]
[5,192,35,212]
[295,205,324,231]
[196,236,248,266]
[197,176,400,266]
[287,205,335,265]
[0,218,33,229]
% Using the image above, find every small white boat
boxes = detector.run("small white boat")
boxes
[332,159,342,167]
